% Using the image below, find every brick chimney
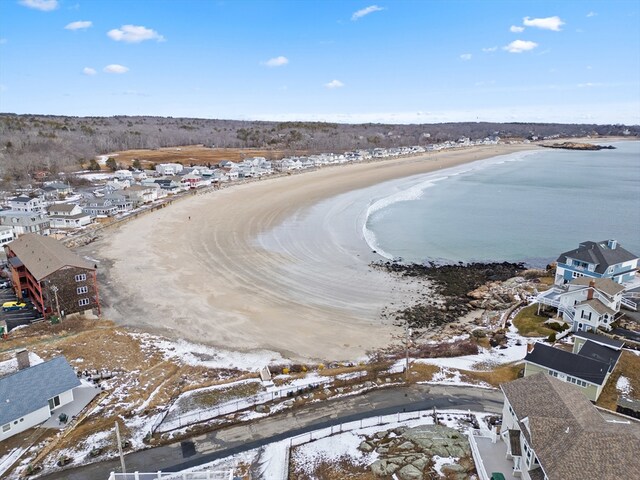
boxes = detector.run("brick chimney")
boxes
[587,280,595,300]
[527,342,535,353]
[16,348,30,370]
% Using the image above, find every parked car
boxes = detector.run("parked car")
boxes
[2,301,27,311]
[0,281,11,289]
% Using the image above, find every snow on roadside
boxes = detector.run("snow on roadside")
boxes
[616,376,632,396]
[423,367,494,389]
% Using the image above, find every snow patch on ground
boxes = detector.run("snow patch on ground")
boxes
[433,455,460,476]
[131,333,286,371]
[616,376,632,395]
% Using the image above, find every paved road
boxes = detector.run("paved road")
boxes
[39,384,504,480]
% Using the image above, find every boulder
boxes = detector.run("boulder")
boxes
[358,441,374,453]
[397,464,423,480]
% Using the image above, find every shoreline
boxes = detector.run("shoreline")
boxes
[83,143,540,362]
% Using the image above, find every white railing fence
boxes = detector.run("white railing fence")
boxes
[467,431,490,480]
[107,470,233,480]
[155,379,330,434]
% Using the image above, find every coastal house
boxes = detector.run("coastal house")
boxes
[154,178,183,193]
[114,169,134,181]
[102,192,133,213]
[122,184,159,206]
[0,350,81,442]
[0,212,51,237]
[523,336,622,401]
[0,226,15,246]
[82,197,118,217]
[7,194,44,213]
[555,239,638,285]
[155,163,184,176]
[536,277,627,332]
[4,233,100,318]
[41,182,73,200]
[180,172,206,189]
[46,203,92,229]
[500,372,640,480]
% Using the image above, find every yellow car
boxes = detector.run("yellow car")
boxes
[2,301,27,311]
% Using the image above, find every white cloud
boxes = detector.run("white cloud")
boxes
[503,40,538,53]
[482,46,498,53]
[351,5,384,21]
[460,53,472,61]
[65,20,92,30]
[83,67,97,75]
[107,25,165,43]
[324,79,345,89]
[587,12,597,17]
[103,64,129,74]
[523,16,565,31]
[262,56,289,67]
[19,0,58,11]
[510,25,525,33]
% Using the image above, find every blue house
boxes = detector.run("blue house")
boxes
[554,239,638,286]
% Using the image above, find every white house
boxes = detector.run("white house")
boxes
[114,169,134,181]
[536,277,626,332]
[46,203,92,229]
[7,195,44,213]
[0,351,81,442]
[0,226,15,246]
[155,163,184,176]
[0,212,51,237]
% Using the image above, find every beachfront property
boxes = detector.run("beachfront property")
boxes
[0,351,81,442]
[0,211,51,237]
[4,233,100,318]
[523,335,623,401]
[536,277,626,332]
[46,203,92,229]
[82,197,119,217]
[554,239,639,285]
[0,226,15,246]
[499,372,640,480]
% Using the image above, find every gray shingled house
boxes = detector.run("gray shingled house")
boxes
[0,351,80,442]
[500,372,640,480]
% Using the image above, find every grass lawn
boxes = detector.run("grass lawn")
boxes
[512,304,556,337]
[596,350,640,411]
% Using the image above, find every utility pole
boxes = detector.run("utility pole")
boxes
[405,325,412,383]
[50,285,61,318]
[115,421,126,475]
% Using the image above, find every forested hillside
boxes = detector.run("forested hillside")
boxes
[0,113,636,181]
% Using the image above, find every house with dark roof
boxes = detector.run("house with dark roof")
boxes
[536,277,627,332]
[523,339,622,401]
[4,234,100,318]
[500,372,640,480]
[7,194,44,213]
[555,239,638,285]
[0,351,81,442]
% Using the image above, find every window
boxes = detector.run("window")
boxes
[75,274,87,282]
[572,271,585,279]
[77,286,88,295]
[548,370,559,377]
[78,298,90,307]
[2,423,10,432]
[48,395,60,410]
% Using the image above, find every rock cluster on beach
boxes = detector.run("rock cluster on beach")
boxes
[359,424,475,479]
[373,261,527,330]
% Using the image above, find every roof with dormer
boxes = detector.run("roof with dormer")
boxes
[501,373,640,480]
[557,240,638,274]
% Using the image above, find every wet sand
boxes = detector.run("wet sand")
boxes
[89,144,537,362]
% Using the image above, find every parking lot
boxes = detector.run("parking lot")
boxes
[0,284,42,332]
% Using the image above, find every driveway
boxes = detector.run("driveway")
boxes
[0,287,42,332]
[39,383,504,480]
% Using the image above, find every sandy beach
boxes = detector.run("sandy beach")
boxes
[86,144,538,362]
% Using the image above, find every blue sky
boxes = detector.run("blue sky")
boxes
[1,0,639,124]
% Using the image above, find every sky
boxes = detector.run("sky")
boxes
[0,0,639,124]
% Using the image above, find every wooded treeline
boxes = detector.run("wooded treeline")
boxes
[0,113,637,181]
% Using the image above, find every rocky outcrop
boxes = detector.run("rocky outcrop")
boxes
[360,424,475,479]
[541,141,615,150]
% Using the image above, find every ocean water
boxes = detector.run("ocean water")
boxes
[364,141,640,266]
